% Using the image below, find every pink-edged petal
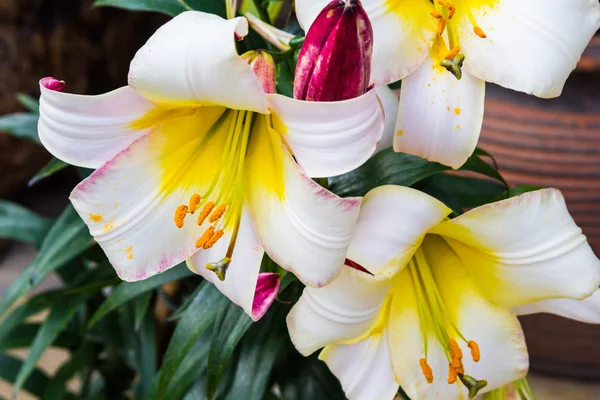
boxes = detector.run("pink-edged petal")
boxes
[458,0,600,98]
[347,185,451,277]
[431,189,600,307]
[286,267,391,356]
[70,106,238,282]
[266,89,384,178]
[514,289,600,325]
[129,11,267,113]
[38,82,153,168]
[319,329,399,400]
[245,115,361,287]
[187,209,279,321]
[394,45,485,169]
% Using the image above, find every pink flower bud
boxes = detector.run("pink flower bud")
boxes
[242,50,276,94]
[294,0,373,102]
[40,77,66,92]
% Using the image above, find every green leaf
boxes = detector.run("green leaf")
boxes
[44,343,99,399]
[16,93,40,114]
[461,151,508,189]
[330,149,449,197]
[0,200,53,246]
[0,113,39,143]
[0,353,49,398]
[133,290,153,331]
[158,283,224,399]
[502,185,543,200]
[12,293,88,395]
[133,305,157,399]
[0,205,95,318]
[0,323,81,351]
[161,330,212,400]
[275,59,295,98]
[94,0,225,17]
[88,263,194,327]
[28,158,70,186]
[206,301,253,399]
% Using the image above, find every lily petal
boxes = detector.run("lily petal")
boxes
[458,0,600,98]
[374,85,398,154]
[266,90,384,178]
[70,106,241,281]
[347,185,451,277]
[394,45,485,169]
[187,208,279,321]
[431,189,600,307]
[514,289,600,324]
[128,11,267,113]
[245,115,361,287]
[388,236,528,399]
[319,330,399,400]
[286,267,391,356]
[38,83,153,168]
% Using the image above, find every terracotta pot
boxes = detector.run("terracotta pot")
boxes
[479,56,600,377]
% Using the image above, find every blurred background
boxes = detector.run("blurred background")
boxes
[0,0,599,398]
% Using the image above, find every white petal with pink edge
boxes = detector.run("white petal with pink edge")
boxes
[431,189,600,307]
[394,48,485,169]
[38,83,153,169]
[347,185,451,277]
[266,90,384,178]
[187,209,279,321]
[128,11,267,113]
[319,330,398,400]
[458,0,600,98]
[286,267,391,356]
[245,119,361,287]
[514,289,600,324]
[373,85,398,154]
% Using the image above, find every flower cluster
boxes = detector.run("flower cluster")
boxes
[37,1,600,399]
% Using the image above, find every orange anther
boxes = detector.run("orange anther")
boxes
[468,340,481,362]
[197,201,215,226]
[189,194,201,214]
[174,205,188,228]
[444,46,461,60]
[437,18,447,35]
[195,227,215,248]
[449,339,463,359]
[473,26,487,38]
[430,10,443,19]
[437,0,456,19]
[209,204,227,223]
[420,358,434,384]
[448,363,458,384]
[204,229,225,249]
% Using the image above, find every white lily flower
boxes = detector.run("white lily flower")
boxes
[287,185,600,399]
[297,0,600,168]
[38,11,385,321]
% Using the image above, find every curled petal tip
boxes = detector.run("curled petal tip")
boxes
[40,77,66,92]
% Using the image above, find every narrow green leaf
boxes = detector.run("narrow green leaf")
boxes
[329,149,449,197]
[275,59,295,98]
[460,152,508,189]
[94,0,225,17]
[0,205,95,318]
[28,158,70,186]
[0,113,39,142]
[0,290,62,343]
[133,305,156,399]
[182,376,208,400]
[0,353,49,398]
[158,283,223,399]
[0,323,81,351]
[44,343,99,399]
[0,200,53,246]
[133,290,153,331]
[88,263,193,327]
[168,282,204,321]
[13,293,88,395]
[161,330,212,400]
[15,93,40,114]
[206,301,253,399]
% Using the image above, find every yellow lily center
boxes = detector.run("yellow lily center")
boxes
[409,246,487,398]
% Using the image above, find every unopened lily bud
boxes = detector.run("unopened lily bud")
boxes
[40,77,66,92]
[242,50,276,94]
[294,0,373,101]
